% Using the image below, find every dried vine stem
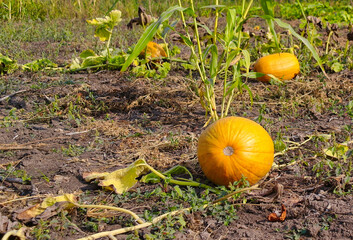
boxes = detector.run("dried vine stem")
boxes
[76,184,259,240]
[69,201,145,224]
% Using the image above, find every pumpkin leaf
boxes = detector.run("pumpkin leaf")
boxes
[121,5,184,71]
[22,58,57,72]
[324,141,351,160]
[83,159,150,194]
[79,49,97,59]
[87,10,122,42]
[81,56,106,68]
[0,54,18,74]
[141,165,193,184]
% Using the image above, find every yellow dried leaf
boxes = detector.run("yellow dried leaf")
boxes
[99,159,150,194]
[324,141,350,160]
[16,194,76,221]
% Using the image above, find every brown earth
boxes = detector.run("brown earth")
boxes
[0,16,353,240]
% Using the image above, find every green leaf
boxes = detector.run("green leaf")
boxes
[224,8,237,44]
[0,54,18,74]
[141,165,193,184]
[242,72,264,79]
[87,10,122,42]
[70,58,81,70]
[242,49,250,73]
[22,58,57,72]
[121,5,184,72]
[209,44,218,79]
[81,56,106,68]
[174,185,183,197]
[331,62,344,73]
[179,34,194,47]
[109,10,122,24]
[79,49,97,59]
[94,27,111,42]
[260,0,275,17]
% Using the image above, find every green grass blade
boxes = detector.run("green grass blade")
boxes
[260,0,275,17]
[273,18,327,77]
[121,5,184,72]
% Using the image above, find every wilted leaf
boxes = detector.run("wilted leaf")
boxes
[0,213,20,234]
[268,204,286,222]
[83,159,150,194]
[324,141,351,160]
[16,194,76,221]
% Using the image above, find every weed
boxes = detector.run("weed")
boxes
[0,108,19,128]
[61,144,87,157]
[1,164,32,184]
[31,220,51,240]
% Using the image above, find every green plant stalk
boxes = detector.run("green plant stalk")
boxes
[9,1,11,20]
[220,51,230,118]
[325,31,333,55]
[189,0,218,121]
[106,29,113,59]
[220,0,252,118]
[296,0,308,34]
[143,164,220,194]
[343,40,349,58]
[237,0,253,48]
[177,0,216,120]
[213,0,219,45]
[224,65,240,117]
[161,37,170,58]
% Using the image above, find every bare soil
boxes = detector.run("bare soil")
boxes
[0,17,353,240]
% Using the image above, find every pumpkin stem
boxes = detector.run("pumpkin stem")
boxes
[223,146,234,156]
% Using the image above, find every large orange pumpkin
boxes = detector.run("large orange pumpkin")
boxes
[253,53,300,82]
[197,116,274,186]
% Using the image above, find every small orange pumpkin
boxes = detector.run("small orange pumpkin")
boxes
[142,41,167,58]
[197,116,274,186]
[253,53,300,82]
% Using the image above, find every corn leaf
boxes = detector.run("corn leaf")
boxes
[273,18,327,77]
[121,6,184,72]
